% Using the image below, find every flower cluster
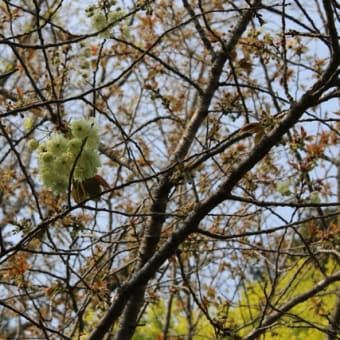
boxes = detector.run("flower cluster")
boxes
[37,118,100,193]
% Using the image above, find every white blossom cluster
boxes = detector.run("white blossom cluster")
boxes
[37,118,100,193]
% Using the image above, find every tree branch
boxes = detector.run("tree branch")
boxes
[86,0,340,336]
[245,271,340,340]
[89,1,262,339]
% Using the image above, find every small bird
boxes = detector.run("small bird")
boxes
[72,175,110,204]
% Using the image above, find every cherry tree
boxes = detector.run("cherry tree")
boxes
[0,0,339,339]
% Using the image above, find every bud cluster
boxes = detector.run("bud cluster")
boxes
[37,118,100,193]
